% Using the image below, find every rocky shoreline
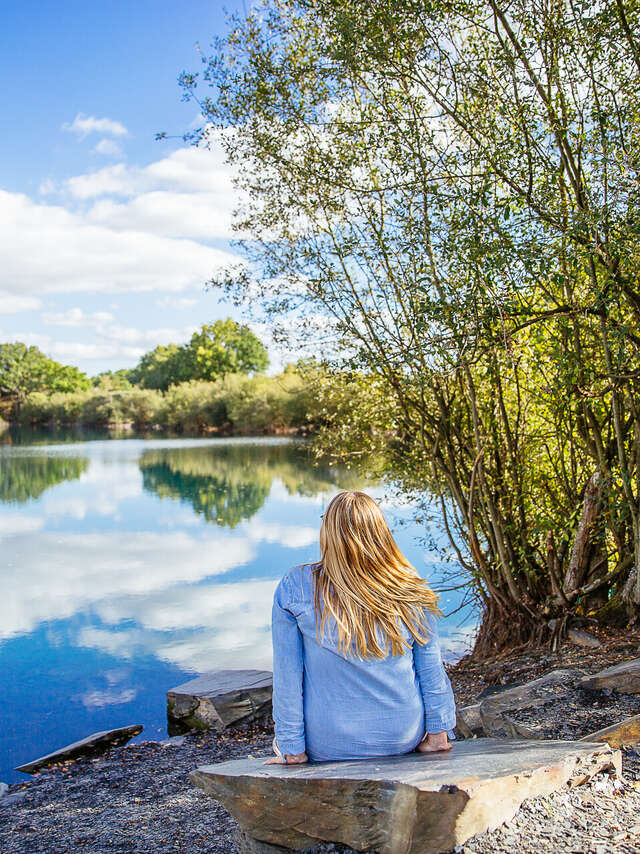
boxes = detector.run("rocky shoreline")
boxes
[1,629,639,854]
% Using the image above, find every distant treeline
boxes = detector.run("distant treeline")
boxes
[10,370,313,434]
[0,320,319,434]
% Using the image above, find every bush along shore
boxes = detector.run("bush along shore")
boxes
[1,628,639,854]
[7,370,315,436]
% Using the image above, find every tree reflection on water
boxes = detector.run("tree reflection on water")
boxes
[0,454,89,504]
[138,442,369,528]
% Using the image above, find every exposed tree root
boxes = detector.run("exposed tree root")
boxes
[471,599,545,659]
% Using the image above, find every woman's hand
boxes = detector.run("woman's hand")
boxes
[264,750,308,765]
[416,731,451,754]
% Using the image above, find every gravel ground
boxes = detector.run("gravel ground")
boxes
[0,723,274,854]
[510,686,640,738]
[449,626,640,707]
[462,748,640,854]
[2,634,640,854]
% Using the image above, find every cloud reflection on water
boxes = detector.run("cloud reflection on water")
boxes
[0,438,472,668]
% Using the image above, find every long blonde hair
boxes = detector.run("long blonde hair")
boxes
[312,490,441,660]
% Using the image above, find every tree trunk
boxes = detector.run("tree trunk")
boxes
[563,472,603,597]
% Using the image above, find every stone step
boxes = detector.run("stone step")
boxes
[580,657,640,694]
[191,738,620,854]
[580,713,640,748]
[167,669,273,733]
[479,669,583,737]
[16,724,143,774]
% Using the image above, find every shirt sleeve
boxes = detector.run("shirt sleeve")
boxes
[271,576,306,755]
[412,609,457,736]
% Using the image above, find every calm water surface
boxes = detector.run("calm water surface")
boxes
[0,433,474,783]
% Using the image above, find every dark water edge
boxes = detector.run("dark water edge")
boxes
[0,423,302,446]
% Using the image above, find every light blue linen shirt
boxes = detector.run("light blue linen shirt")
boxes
[271,563,457,760]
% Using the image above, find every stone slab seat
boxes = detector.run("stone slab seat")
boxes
[190,738,620,854]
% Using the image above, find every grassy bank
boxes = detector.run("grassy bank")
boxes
[11,370,314,435]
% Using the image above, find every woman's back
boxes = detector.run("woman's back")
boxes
[272,561,456,762]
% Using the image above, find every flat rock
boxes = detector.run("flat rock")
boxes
[580,658,640,694]
[15,724,142,774]
[0,789,28,807]
[479,669,582,738]
[167,669,272,733]
[568,628,602,649]
[580,714,640,748]
[191,738,619,854]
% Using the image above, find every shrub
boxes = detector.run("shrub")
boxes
[80,392,126,426]
[159,381,228,432]
[18,392,53,425]
[118,388,163,427]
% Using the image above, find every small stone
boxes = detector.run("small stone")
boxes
[160,736,187,747]
[0,790,28,806]
[568,628,602,649]
[0,783,8,798]
[456,703,484,738]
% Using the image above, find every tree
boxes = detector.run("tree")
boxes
[92,369,133,390]
[179,0,640,651]
[0,342,90,407]
[129,344,191,391]
[189,319,269,379]
[129,320,269,390]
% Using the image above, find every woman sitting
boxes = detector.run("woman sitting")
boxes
[265,490,456,765]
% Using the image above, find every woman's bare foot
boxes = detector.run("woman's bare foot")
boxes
[264,751,308,765]
[416,732,451,753]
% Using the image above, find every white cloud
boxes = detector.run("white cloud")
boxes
[0,291,41,314]
[41,458,142,518]
[157,295,198,310]
[38,178,57,195]
[63,114,128,138]
[63,145,239,241]
[42,308,115,327]
[78,578,278,671]
[0,139,245,373]
[0,188,238,299]
[35,309,196,362]
[92,138,123,157]
[65,163,131,199]
[86,191,234,240]
[0,327,192,365]
[65,146,232,200]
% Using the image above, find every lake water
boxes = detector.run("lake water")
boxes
[0,433,475,783]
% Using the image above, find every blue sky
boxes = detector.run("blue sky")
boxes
[0,0,274,375]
